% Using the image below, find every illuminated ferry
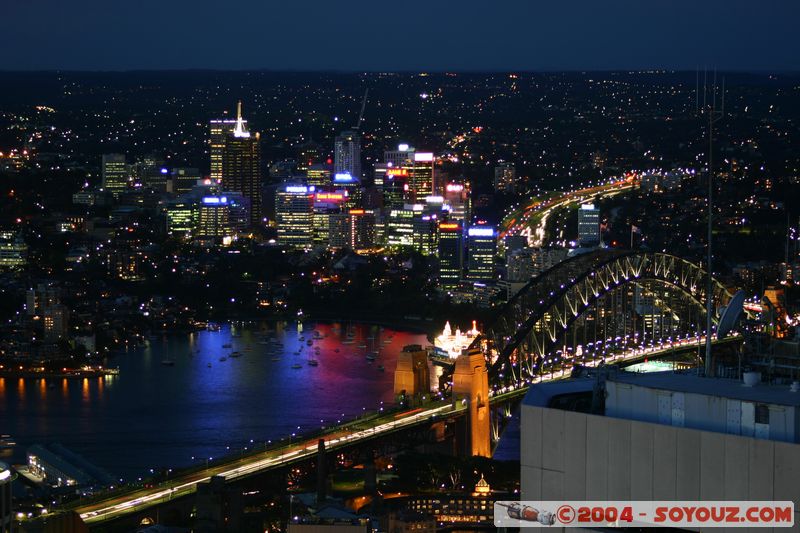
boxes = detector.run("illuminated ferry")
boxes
[434,320,481,359]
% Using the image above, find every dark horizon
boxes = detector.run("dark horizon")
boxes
[1,68,800,74]
[3,0,798,72]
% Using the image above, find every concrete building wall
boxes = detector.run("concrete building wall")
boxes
[522,405,800,531]
[606,381,799,443]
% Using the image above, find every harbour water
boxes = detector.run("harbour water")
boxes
[0,321,426,480]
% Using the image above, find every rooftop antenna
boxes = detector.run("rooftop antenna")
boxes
[702,70,725,377]
[354,89,369,131]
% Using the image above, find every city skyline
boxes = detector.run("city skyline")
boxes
[2,0,799,71]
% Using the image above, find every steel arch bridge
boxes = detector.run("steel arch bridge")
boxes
[464,250,736,386]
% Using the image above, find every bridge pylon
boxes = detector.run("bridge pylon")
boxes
[452,348,491,457]
[393,344,430,406]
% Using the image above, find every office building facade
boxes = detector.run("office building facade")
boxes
[221,102,261,226]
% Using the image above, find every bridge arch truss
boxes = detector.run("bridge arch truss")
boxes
[471,250,734,385]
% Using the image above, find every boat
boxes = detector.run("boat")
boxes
[219,356,227,362]
[307,359,319,366]
[358,344,367,349]
[306,340,313,346]
[271,356,281,361]
[0,435,15,449]
[342,340,355,345]
[334,348,340,353]
[161,360,175,366]
[291,363,302,369]
[377,365,385,372]
[230,351,243,358]
[222,343,232,348]
[382,339,392,344]
[366,354,376,361]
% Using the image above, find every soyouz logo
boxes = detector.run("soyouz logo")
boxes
[494,501,795,528]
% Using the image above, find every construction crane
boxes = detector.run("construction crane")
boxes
[353,89,369,131]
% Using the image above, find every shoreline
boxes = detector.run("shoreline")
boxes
[0,368,119,379]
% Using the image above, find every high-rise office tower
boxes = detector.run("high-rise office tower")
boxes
[297,141,324,171]
[328,212,350,249]
[170,167,202,195]
[275,184,315,249]
[306,164,333,188]
[386,206,417,248]
[349,209,376,250]
[384,143,415,168]
[334,130,361,180]
[438,222,464,288]
[377,164,408,208]
[195,193,247,242]
[409,152,435,201]
[209,118,239,182]
[493,161,516,193]
[443,181,472,224]
[466,225,497,281]
[221,102,262,226]
[101,153,128,197]
[578,203,601,246]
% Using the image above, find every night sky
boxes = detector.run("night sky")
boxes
[3,0,798,71]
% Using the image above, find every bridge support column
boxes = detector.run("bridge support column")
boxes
[452,348,491,458]
[393,344,430,406]
[316,439,327,504]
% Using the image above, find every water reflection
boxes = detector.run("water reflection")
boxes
[0,321,425,479]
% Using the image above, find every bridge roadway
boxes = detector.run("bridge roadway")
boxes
[73,334,735,525]
[500,175,637,244]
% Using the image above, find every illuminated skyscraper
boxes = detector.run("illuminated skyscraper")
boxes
[221,102,262,226]
[209,118,239,182]
[493,162,516,193]
[386,205,417,248]
[349,209,376,250]
[578,203,601,246]
[443,181,472,224]
[165,200,196,238]
[333,172,361,208]
[384,143,415,168]
[466,226,497,281]
[101,153,128,197]
[170,167,202,195]
[297,141,324,171]
[409,152,435,201]
[438,222,463,288]
[334,130,361,180]
[306,164,333,188]
[196,193,248,242]
[275,185,315,248]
